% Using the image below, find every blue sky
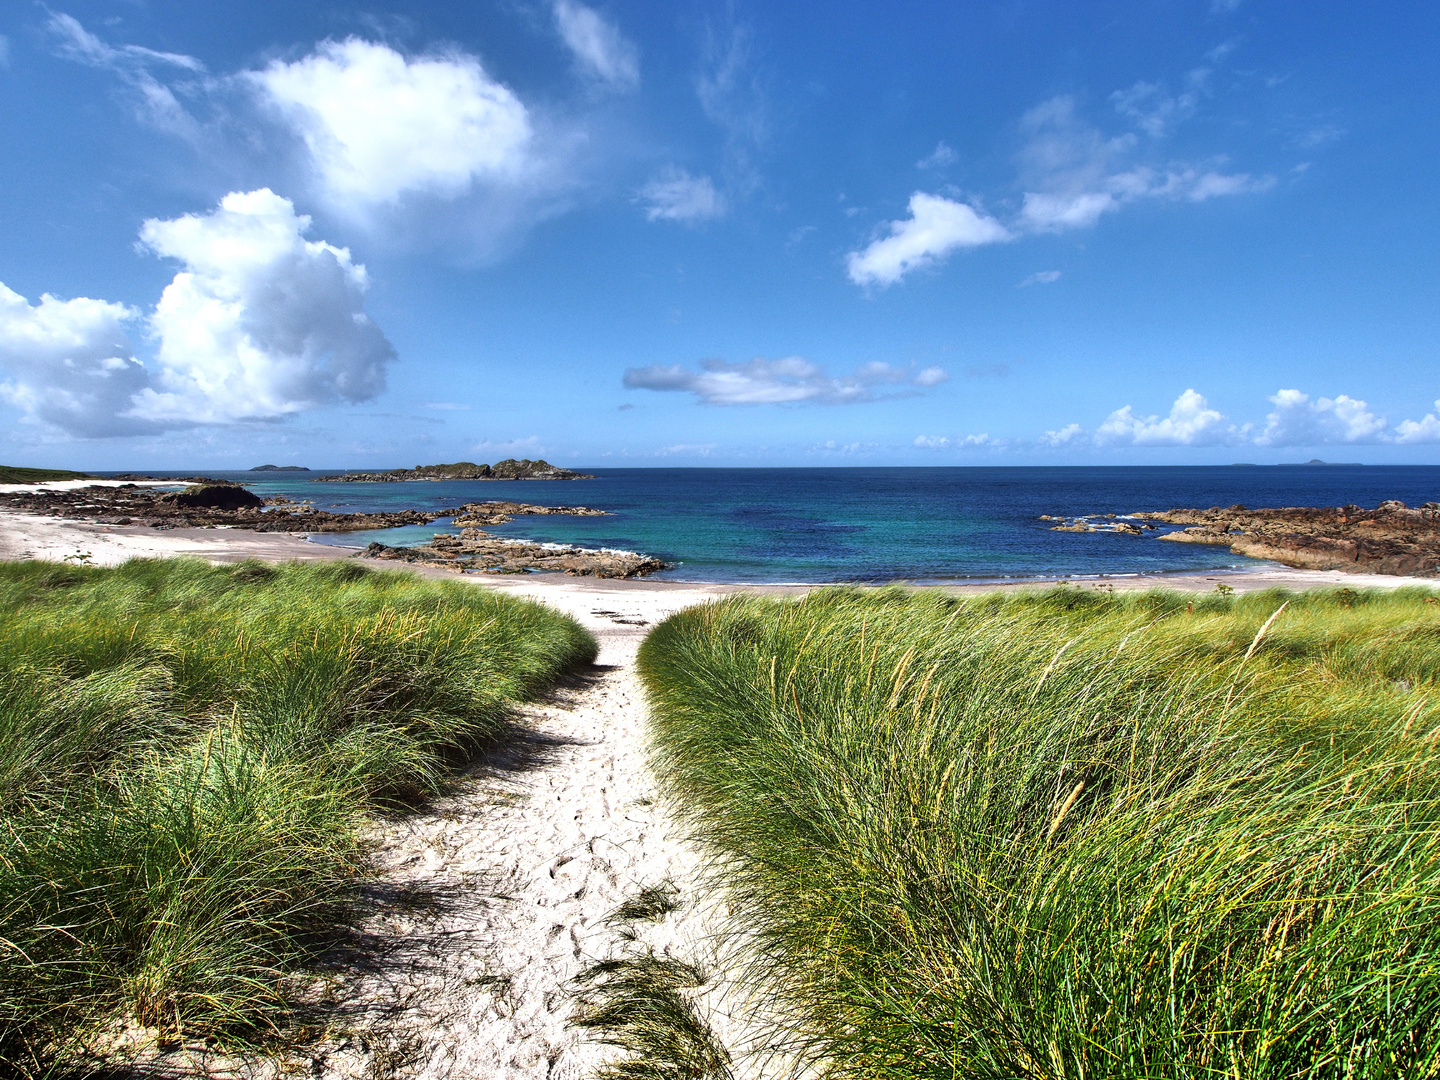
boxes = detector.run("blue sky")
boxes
[0,0,1437,469]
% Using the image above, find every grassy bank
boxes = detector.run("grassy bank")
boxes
[0,557,595,1076]
[638,585,1440,1078]
[0,467,95,483]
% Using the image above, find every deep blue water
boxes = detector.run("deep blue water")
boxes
[104,466,1440,585]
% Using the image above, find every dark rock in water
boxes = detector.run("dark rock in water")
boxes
[165,484,265,510]
[249,464,310,471]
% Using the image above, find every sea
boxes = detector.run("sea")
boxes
[97,465,1440,586]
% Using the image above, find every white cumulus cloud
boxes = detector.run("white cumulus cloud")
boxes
[134,189,395,425]
[0,286,150,437]
[553,0,639,91]
[1041,422,1083,446]
[1255,389,1389,446]
[637,167,725,223]
[0,190,394,437]
[1097,389,1241,446]
[251,39,531,211]
[623,357,948,406]
[915,433,988,448]
[1396,401,1440,444]
[846,192,1011,287]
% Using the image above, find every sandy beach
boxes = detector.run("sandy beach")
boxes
[4,509,1436,1078]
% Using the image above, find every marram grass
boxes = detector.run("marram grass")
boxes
[0,557,595,1077]
[637,585,1440,1079]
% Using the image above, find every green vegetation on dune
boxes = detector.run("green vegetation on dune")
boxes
[0,558,596,1076]
[0,466,96,483]
[638,586,1440,1079]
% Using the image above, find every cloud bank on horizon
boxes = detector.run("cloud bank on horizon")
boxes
[0,2,1435,465]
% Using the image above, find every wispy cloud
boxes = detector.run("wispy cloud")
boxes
[623,357,948,406]
[916,141,957,170]
[1019,270,1062,287]
[848,70,1273,289]
[47,12,205,136]
[1016,95,1273,233]
[636,167,725,223]
[553,0,639,92]
[1110,77,1202,138]
[696,16,768,196]
[846,193,1011,287]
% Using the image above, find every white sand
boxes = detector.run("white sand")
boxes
[5,511,1437,1077]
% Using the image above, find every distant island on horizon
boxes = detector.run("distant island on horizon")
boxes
[314,459,594,482]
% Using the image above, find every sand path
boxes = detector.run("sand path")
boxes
[306,580,751,1080]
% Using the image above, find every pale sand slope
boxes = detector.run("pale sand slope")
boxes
[4,512,1439,1079]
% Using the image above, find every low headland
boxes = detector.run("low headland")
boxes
[0,465,97,483]
[315,458,594,482]
[1047,498,1440,577]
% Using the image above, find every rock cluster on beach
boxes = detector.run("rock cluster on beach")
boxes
[1135,500,1440,577]
[315,458,595,482]
[358,500,667,577]
[362,535,669,578]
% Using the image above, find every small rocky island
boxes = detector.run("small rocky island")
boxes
[1047,500,1440,577]
[316,458,594,482]
[250,464,310,471]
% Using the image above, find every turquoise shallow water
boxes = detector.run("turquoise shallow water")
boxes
[106,465,1440,585]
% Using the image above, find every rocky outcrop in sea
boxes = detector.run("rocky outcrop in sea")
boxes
[1137,500,1440,577]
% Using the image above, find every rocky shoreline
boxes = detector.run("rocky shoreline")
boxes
[1046,500,1440,577]
[0,482,670,578]
[1137,501,1440,577]
[315,458,594,482]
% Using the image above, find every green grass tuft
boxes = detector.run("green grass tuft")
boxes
[638,585,1440,1079]
[0,557,596,1076]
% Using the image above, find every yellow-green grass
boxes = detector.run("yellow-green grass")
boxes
[0,557,595,1076]
[638,585,1440,1079]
